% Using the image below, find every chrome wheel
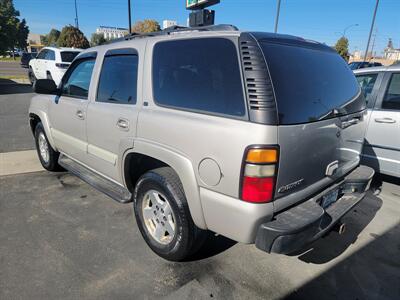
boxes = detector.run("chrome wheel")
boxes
[38,132,49,163]
[142,189,176,245]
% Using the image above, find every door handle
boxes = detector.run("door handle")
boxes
[374,117,396,124]
[76,110,85,120]
[116,118,129,130]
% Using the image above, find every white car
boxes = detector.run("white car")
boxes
[28,47,82,86]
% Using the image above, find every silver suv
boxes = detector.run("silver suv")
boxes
[29,25,374,261]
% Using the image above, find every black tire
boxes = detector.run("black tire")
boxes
[34,122,62,171]
[46,71,53,81]
[133,167,207,261]
[28,68,36,86]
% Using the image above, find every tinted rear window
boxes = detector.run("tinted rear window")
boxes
[152,38,246,117]
[61,51,80,62]
[260,42,363,124]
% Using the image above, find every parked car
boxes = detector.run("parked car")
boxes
[28,47,82,86]
[20,52,37,68]
[354,65,400,177]
[349,61,382,70]
[28,25,374,261]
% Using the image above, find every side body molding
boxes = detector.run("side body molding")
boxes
[122,139,207,229]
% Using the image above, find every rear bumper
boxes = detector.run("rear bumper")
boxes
[255,165,374,254]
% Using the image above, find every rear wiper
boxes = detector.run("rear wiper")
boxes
[319,107,346,121]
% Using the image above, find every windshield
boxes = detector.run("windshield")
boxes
[61,51,80,63]
[259,41,364,125]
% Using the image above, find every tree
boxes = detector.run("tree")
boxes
[334,36,349,61]
[57,25,90,49]
[45,29,61,46]
[90,33,107,46]
[131,19,160,33]
[0,0,20,54]
[16,18,29,50]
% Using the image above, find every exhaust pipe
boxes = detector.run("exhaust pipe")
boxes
[333,221,346,235]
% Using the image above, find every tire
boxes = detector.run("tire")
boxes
[46,71,53,81]
[28,68,36,86]
[34,122,62,171]
[133,167,207,261]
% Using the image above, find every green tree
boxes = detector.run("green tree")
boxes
[46,28,61,46]
[90,33,107,46]
[16,18,29,50]
[334,36,349,61]
[57,25,90,49]
[131,19,160,33]
[0,0,20,54]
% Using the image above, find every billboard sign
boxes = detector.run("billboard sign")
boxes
[186,0,220,10]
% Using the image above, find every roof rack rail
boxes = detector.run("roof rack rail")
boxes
[118,24,238,42]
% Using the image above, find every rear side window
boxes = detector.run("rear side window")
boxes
[61,51,80,62]
[152,38,246,117]
[97,54,138,104]
[382,73,400,110]
[260,42,364,124]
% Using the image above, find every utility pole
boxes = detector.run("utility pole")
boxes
[128,0,132,34]
[370,28,378,60]
[363,0,379,62]
[74,0,79,29]
[274,0,281,33]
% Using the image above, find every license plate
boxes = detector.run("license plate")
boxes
[322,189,339,208]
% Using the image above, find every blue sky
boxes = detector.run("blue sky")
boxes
[14,0,400,55]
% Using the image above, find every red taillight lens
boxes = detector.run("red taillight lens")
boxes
[241,147,278,203]
[242,176,274,203]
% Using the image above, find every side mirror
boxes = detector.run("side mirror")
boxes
[33,79,58,95]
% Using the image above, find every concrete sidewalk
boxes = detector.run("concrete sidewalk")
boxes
[0,150,43,176]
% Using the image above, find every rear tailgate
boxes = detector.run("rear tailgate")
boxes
[257,36,367,207]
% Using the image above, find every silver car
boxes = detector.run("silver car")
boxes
[29,25,374,261]
[355,65,400,178]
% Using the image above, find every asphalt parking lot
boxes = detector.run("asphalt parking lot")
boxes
[1,82,400,300]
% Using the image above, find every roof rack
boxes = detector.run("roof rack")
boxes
[118,24,238,42]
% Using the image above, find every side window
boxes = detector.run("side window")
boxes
[97,54,138,104]
[37,50,47,59]
[61,59,95,99]
[152,38,246,117]
[356,73,378,105]
[45,50,55,61]
[382,73,400,110]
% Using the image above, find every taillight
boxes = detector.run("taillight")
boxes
[241,147,278,203]
[56,63,69,69]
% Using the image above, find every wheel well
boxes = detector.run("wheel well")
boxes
[124,153,169,192]
[29,113,41,134]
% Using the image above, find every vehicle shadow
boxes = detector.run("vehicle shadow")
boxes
[285,222,400,300]
[289,189,383,264]
[0,79,32,95]
[185,233,237,261]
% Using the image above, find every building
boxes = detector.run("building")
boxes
[162,20,177,30]
[384,39,400,61]
[96,26,128,40]
[26,33,44,53]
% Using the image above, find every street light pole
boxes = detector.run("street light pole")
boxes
[274,0,281,33]
[342,23,358,37]
[128,0,132,34]
[74,0,79,29]
[363,0,379,62]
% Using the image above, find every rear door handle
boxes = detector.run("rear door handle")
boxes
[76,110,85,120]
[117,118,129,130]
[374,118,396,124]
